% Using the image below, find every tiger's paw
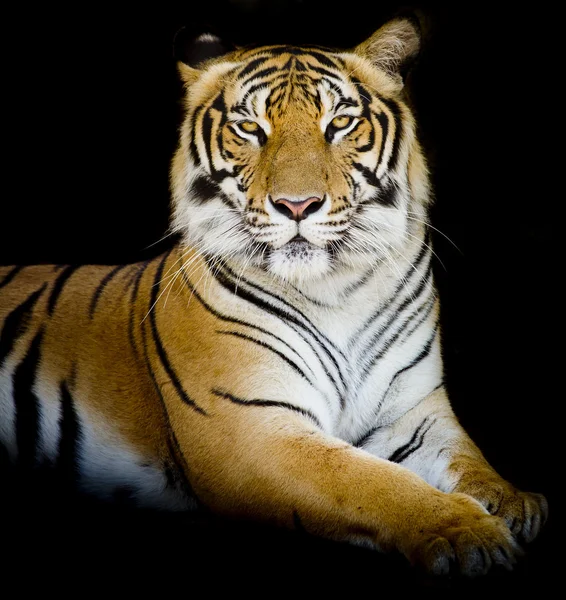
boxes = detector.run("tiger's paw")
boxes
[455,477,548,543]
[403,492,523,577]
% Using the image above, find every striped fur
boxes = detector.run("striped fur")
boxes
[0,19,547,575]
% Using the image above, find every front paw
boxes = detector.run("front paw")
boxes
[455,477,548,543]
[402,492,522,577]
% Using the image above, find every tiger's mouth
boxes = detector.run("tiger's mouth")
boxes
[265,235,332,283]
[286,234,309,246]
[281,235,315,256]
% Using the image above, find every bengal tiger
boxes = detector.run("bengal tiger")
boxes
[0,17,548,576]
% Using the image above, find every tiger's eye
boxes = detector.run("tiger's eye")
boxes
[240,120,259,133]
[330,115,353,129]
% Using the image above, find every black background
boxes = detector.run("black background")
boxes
[0,0,560,593]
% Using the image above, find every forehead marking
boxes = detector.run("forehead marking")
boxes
[233,52,357,119]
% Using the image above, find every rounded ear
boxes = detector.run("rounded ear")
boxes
[173,29,235,84]
[354,17,421,81]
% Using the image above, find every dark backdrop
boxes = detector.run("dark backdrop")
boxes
[0,0,560,593]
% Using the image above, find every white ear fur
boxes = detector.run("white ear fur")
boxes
[354,18,421,79]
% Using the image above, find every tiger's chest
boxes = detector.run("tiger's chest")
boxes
[209,264,442,440]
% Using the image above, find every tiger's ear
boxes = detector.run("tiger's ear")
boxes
[174,30,234,84]
[354,17,421,81]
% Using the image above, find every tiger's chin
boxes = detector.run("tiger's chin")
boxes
[267,239,332,285]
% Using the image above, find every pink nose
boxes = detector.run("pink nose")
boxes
[271,196,324,221]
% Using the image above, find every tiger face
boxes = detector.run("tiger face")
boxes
[171,20,430,285]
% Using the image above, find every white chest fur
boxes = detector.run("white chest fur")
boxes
[212,233,442,443]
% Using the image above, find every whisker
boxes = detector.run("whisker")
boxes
[406,213,462,254]
[143,220,252,321]
[143,229,176,251]
[234,241,263,296]
[353,214,444,272]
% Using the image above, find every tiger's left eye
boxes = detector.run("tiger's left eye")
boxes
[239,120,260,133]
[330,115,354,130]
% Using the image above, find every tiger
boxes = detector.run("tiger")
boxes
[0,17,548,576]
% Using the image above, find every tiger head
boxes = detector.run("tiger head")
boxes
[171,18,431,286]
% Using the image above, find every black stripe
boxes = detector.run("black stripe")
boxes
[351,77,403,175]
[359,263,432,363]
[352,161,380,188]
[360,278,434,382]
[246,46,344,70]
[189,174,233,206]
[378,328,439,410]
[149,252,207,415]
[388,418,427,463]
[351,236,430,342]
[351,120,374,153]
[216,330,313,385]
[230,104,249,117]
[248,78,287,100]
[349,82,374,154]
[324,80,346,103]
[264,84,287,113]
[283,55,307,72]
[353,425,381,449]
[212,265,347,398]
[388,418,436,464]
[242,66,279,87]
[379,97,403,172]
[361,182,399,207]
[219,263,346,361]
[391,326,438,386]
[128,261,150,359]
[179,267,315,378]
[57,380,82,484]
[430,382,444,395]
[212,389,323,430]
[369,325,441,421]
[373,271,434,351]
[139,274,199,505]
[341,267,376,298]
[355,334,441,450]
[89,265,127,318]
[305,49,345,69]
[336,98,359,111]
[374,110,390,174]
[0,266,24,289]
[288,285,335,308]
[0,285,46,369]
[398,296,437,343]
[202,93,231,183]
[215,268,346,400]
[47,265,81,315]
[236,57,267,80]
[307,64,346,83]
[189,104,206,165]
[13,329,43,469]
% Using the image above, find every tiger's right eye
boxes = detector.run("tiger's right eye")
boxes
[234,119,267,145]
[239,120,259,133]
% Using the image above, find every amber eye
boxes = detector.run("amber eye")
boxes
[239,120,260,133]
[330,115,354,130]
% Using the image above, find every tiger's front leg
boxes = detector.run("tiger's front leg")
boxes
[359,387,548,545]
[162,384,522,576]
